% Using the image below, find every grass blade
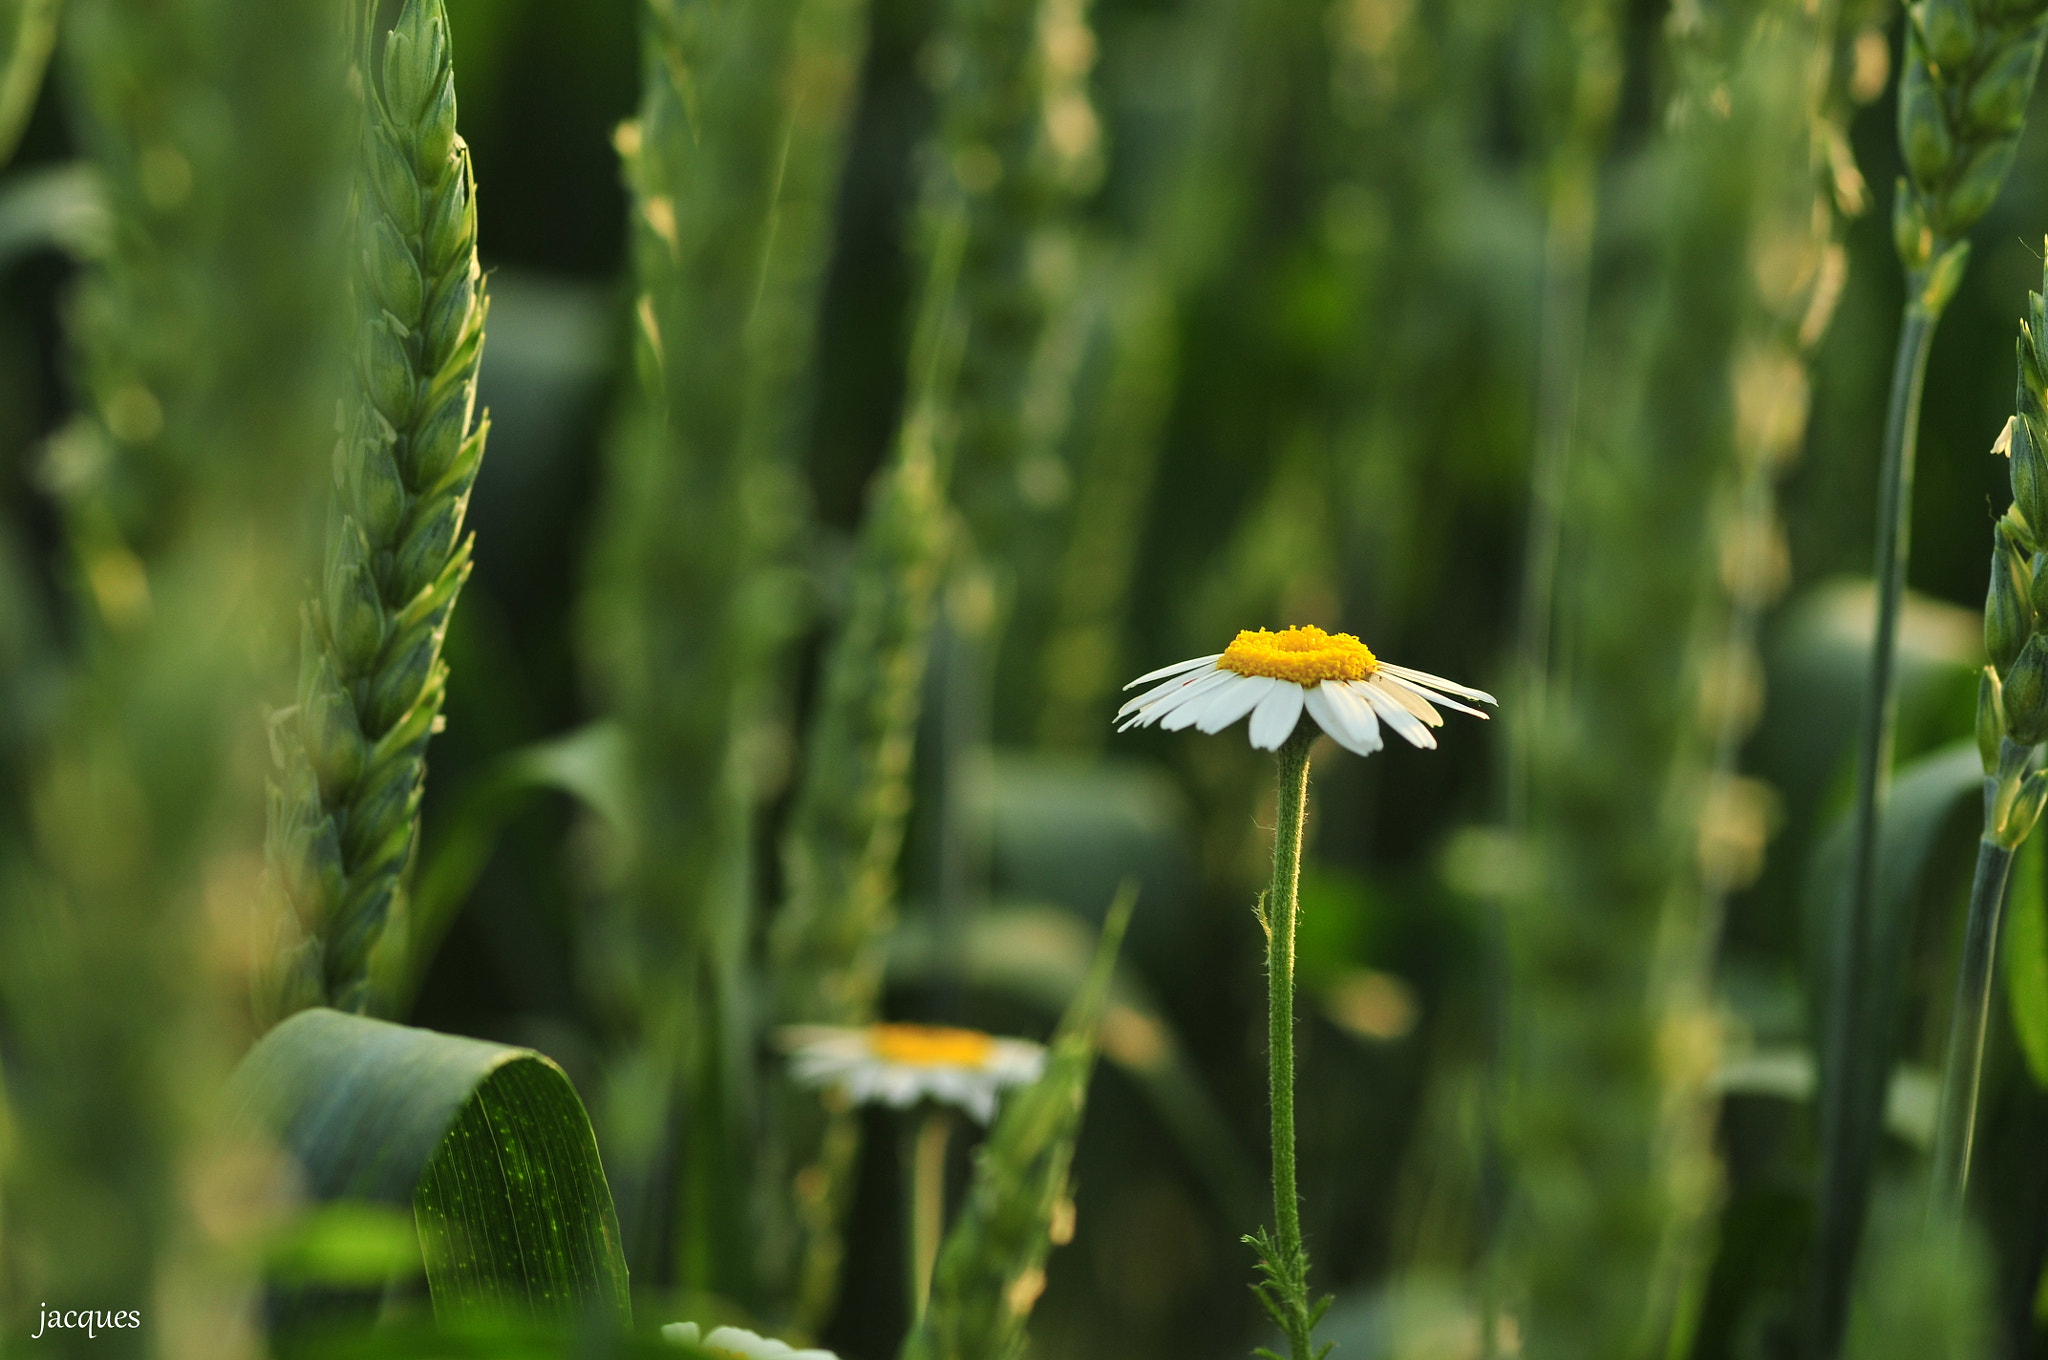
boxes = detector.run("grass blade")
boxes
[230,1008,631,1331]
[896,887,1135,1360]
[584,0,871,1296]
[0,0,57,165]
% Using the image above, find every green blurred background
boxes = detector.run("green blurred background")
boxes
[8,0,2048,1354]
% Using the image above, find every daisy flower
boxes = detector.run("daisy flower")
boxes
[1116,625,1496,1360]
[780,1022,1046,1124]
[1115,624,1494,755]
[661,1322,836,1360]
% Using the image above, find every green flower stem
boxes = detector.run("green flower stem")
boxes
[1813,292,1942,1358]
[1930,837,2017,1216]
[909,1106,954,1322]
[1254,725,1321,1360]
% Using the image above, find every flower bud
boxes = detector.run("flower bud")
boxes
[382,6,447,128]
[2003,633,2048,745]
[367,127,421,236]
[1987,532,2031,672]
[365,612,444,735]
[331,873,402,995]
[2012,390,2048,530]
[2023,321,2048,402]
[362,317,417,426]
[301,654,367,796]
[367,217,423,327]
[342,749,420,867]
[405,382,471,489]
[323,521,385,674]
[2005,501,2036,555]
[1942,139,2017,232]
[1900,59,1956,185]
[415,74,458,180]
[1920,0,1978,71]
[391,486,466,602]
[1965,39,2039,133]
[287,811,346,931]
[422,264,477,374]
[1980,666,2005,773]
[1893,179,1933,270]
[2008,770,2048,846]
[424,157,473,277]
[1919,239,1971,313]
[2030,285,2048,369]
[352,435,408,546]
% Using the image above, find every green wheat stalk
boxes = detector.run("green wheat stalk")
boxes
[768,418,952,1331]
[1031,259,1175,750]
[918,0,1105,959]
[1815,0,2048,1350]
[1507,0,1622,830]
[1495,3,1836,1354]
[939,0,1102,569]
[897,888,1134,1360]
[4,0,351,1318]
[765,0,1100,1324]
[264,0,487,1019]
[585,0,869,1300]
[1649,1,1868,1346]
[764,152,972,1335]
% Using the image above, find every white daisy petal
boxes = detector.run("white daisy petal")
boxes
[1376,662,1496,706]
[1304,684,1379,757]
[1248,681,1307,750]
[1194,674,1276,733]
[1119,667,1234,730]
[1117,666,1218,718]
[1369,674,1443,727]
[782,1024,1043,1122]
[1355,680,1435,749]
[1162,672,1249,730]
[1162,677,1237,732]
[992,1039,1048,1082]
[1122,653,1224,689]
[1117,629,1490,759]
[1140,666,1236,722]
[1375,669,1492,719]
[695,1324,841,1360]
[1325,681,1385,753]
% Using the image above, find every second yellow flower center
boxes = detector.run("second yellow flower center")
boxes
[1219,625,1378,686]
[869,1023,997,1067]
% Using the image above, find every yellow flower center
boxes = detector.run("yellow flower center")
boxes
[869,1023,997,1067]
[1219,625,1377,686]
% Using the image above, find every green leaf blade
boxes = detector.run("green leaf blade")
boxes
[230,1009,630,1333]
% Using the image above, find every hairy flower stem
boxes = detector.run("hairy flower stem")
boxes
[1813,298,1941,1354]
[1929,839,2016,1214]
[1250,726,1323,1360]
[909,1107,953,1322]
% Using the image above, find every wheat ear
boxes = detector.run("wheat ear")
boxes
[1818,2,2048,1347]
[267,0,486,1016]
[1920,249,2048,1219]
